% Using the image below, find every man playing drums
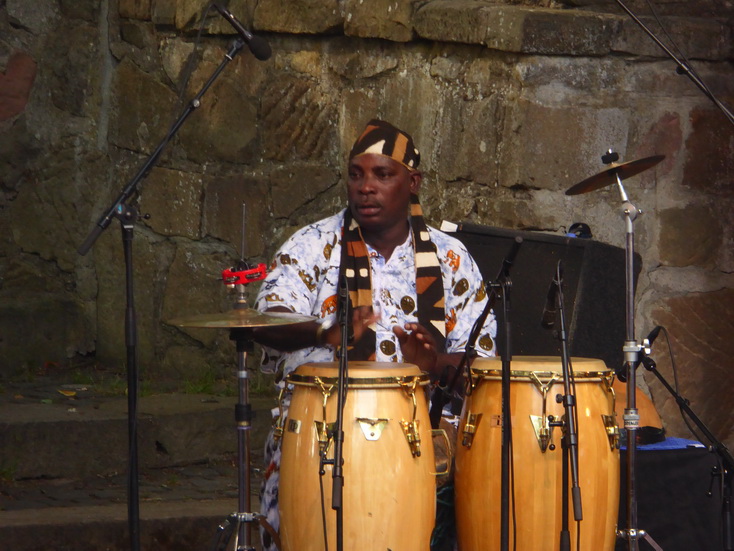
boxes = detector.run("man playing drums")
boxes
[254,119,496,551]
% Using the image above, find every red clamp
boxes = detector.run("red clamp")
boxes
[222,263,268,286]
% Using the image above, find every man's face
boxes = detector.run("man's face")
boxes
[347,154,421,234]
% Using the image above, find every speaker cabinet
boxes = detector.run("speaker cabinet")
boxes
[446,222,641,371]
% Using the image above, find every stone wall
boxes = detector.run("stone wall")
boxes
[1,0,733,449]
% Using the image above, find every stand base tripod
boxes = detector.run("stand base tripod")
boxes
[211,512,281,551]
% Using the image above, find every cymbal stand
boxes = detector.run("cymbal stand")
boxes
[212,208,276,551]
[612,167,647,551]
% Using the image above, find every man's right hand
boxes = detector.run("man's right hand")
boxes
[321,306,379,347]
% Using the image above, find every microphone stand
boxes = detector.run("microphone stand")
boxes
[429,235,522,551]
[76,39,249,551]
[613,0,734,126]
[497,247,518,551]
[639,350,734,550]
[322,276,351,551]
[545,260,583,551]
[429,236,523,429]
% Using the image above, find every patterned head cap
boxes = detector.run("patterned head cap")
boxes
[348,119,420,170]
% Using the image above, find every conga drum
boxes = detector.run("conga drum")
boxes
[279,362,437,551]
[455,357,620,551]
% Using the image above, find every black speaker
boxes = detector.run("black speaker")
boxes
[447,222,641,371]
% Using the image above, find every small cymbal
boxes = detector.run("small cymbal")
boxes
[168,308,315,329]
[565,155,665,196]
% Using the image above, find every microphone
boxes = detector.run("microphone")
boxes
[645,325,662,347]
[213,3,272,61]
[540,268,562,329]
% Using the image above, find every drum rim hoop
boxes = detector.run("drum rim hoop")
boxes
[286,372,431,388]
[471,368,613,380]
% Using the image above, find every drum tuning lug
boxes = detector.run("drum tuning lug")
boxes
[461,412,482,448]
[314,420,334,454]
[602,414,621,450]
[400,419,422,457]
[530,415,555,452]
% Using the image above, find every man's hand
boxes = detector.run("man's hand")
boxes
[392,322,438,374]
[322,306,379,347]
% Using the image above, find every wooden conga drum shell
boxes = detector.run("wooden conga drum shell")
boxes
[455,356,620,551]
[279,362,436,551]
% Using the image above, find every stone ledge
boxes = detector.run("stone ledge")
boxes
[1,500,237,551]
[117,0,733,60]
[415,3,617,55]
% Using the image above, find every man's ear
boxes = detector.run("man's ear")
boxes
[410,170,422,194]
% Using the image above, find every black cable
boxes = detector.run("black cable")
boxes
[659,325,705,443]
[319,454,330,551]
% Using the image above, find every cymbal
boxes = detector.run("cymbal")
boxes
[565,155,665,196]
[168,308,315,328]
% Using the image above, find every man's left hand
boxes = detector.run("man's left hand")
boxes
[392,322,438,375]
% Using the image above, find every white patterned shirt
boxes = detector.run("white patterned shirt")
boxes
[255,210,496,385]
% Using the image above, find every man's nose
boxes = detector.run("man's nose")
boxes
[358,174,377,193]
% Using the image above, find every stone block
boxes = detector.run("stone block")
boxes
[176,51,259,163]
[160,39,196,85]
[110,59,178,153]
[47,22,101,117]
[683,107,734,196]
[7,145,106,272]
[647,288,734,452]
[160,241,236,349]
[6,0,60,34]
[628,111,681,186]
[0,52,37,122]
[0,293,92,375]
[59,0,100,21]
[414,0,496,45]
[435,95,502,186]
[270,164,340,218]
[344,0,417,42]
[483,6,616,55]
[416,3,616,54]
[254,0,342,34]
[152,0,177,25]
[202,174,270,258]
[93,229,176,369]
[658,205,722,268]
[514,56,619,94]
[558,0,734,18]
[121,20,157,50]
[261,74,338,162]
[0,115,42,192]
[613,16,732,60]
[119,0,151,20]
[500,98,630,191]
[139,167,204,239]
[328,45,399,79]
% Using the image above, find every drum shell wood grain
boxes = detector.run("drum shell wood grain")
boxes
[455,357,620,551]
[279,362,436,551]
